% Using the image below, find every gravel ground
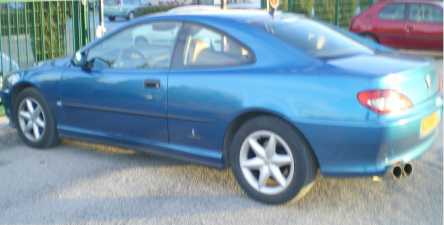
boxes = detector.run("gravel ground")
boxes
[0,119,442,225]
[0,60,442,225]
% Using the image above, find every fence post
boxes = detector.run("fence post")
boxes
[334,0,339,25]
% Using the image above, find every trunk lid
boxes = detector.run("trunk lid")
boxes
[327,53,440,105]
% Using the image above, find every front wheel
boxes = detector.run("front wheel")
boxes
[230,116,318,204]
[14,88,59,149]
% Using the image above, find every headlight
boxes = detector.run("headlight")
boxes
[6,73,20,87]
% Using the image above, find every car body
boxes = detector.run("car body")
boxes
[104,0,147,20]
[1,9,442,204]
[350,0,443,51]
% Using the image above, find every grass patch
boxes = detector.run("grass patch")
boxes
[0,105,4,117]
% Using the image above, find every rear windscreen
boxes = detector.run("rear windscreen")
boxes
[254,14,374,59]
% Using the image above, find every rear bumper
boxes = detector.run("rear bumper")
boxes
[299,93,443,177]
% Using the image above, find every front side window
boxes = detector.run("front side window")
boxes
[87,21,181,69]
[379,3,406,20]
[408,3,443,23]
[181,24,254,67]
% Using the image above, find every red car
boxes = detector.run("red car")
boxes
[350,0,443,51]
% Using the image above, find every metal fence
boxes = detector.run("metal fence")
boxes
[0,0,100,75]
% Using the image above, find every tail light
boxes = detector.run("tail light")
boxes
[357,89,412,115]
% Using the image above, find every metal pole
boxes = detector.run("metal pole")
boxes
[221,0,226,9]
[95,0,106,38]
[334,0,339,26]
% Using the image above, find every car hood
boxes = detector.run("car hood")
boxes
[36,57,71,68]
[326,53,431,77]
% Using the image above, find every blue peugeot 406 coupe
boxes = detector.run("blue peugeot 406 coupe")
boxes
[0,8,442,204]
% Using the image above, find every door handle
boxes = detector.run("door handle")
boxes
[144,79,160,89]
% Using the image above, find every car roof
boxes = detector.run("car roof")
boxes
[165,6,273,21]
[143,6,308,27]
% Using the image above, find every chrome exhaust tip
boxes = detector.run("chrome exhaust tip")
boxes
[403,163,413,176]
[392,166,403,179]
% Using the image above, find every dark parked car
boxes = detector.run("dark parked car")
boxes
[350,0,443,51]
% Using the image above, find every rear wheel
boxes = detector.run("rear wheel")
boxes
[108,16,116,21]
[14,88,59,149]
[230,116,317,204]
[363,33,378,43]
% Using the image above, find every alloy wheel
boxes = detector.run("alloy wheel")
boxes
[239,130,295,195]
[17,97,46,142]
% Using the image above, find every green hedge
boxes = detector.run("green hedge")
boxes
[134,5,177,17]
[0,105,4,117]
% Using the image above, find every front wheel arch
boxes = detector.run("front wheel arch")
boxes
[222,110,319,169]
[10,82,37,120]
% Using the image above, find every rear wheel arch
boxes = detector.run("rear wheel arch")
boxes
[222,110,319,169]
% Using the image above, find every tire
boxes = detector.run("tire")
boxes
[108,16,116,21]
[229,116,317,204]
[127,12,134,20]
[363,33,378,43]
[13,88,59,149]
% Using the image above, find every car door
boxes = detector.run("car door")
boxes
[167,23,255,155]
[60,21,182,144]
[406,3,443,50]
[373,3,407,48]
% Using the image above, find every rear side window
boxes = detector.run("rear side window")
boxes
[181,24,254,68]
[379,3,406,20]
[408,3,443,23]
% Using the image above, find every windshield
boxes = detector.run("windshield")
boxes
[256,14,374,58]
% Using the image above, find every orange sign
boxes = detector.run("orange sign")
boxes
[269,0,279,9]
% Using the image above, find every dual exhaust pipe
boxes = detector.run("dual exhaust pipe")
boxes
[392,163,413,179]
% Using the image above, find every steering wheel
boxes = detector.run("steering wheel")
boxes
[114,47,149,69]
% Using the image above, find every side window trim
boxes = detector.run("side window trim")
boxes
[170,22,256,70]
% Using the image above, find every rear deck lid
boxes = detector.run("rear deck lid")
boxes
[328,53,440,105]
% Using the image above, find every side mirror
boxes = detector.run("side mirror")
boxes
[72,51,90,70]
